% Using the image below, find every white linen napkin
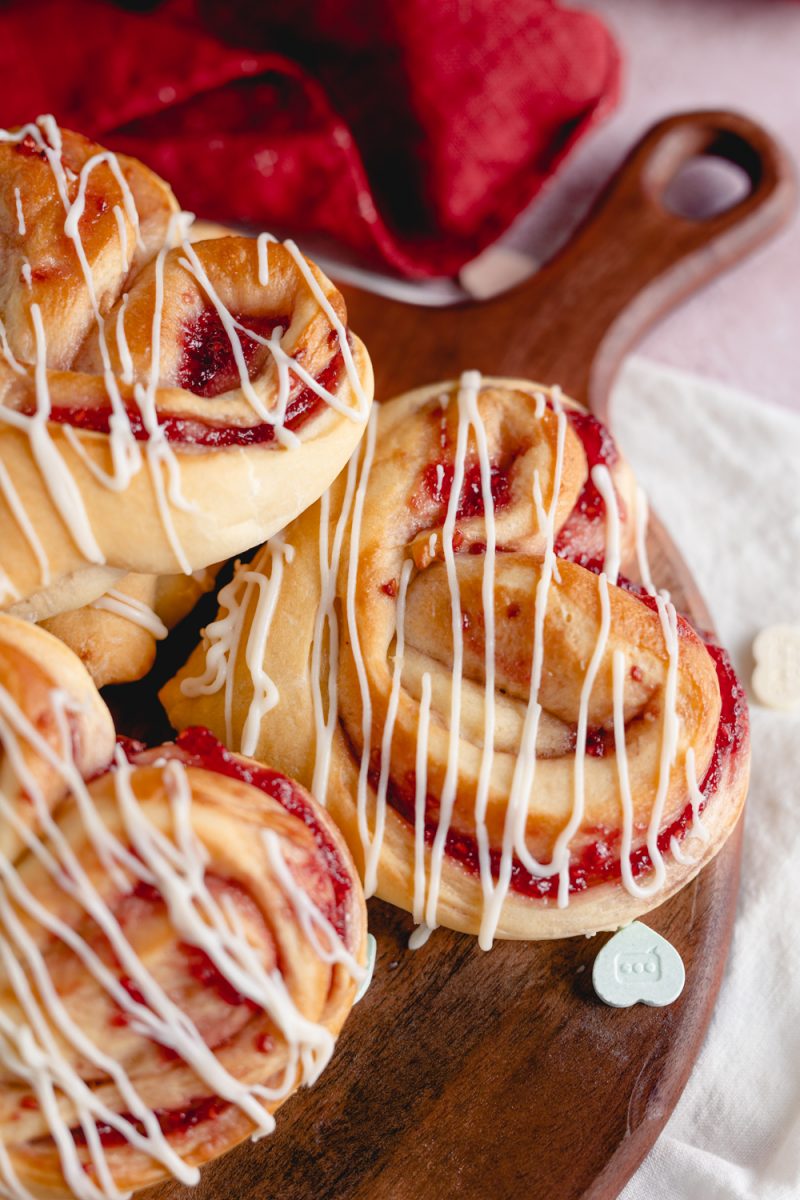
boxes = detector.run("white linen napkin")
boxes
[614,357,800,1200]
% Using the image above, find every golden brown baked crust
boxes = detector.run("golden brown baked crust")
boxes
[0,614,367,1196]
[163,375,748,942]
[0,613,116,860]
[0,118,373,620]
[41,567,220,688]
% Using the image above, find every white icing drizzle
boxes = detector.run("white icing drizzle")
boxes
[668,835,697,867]
[91,589,169,640]
[112,205,128,271]
[309,450,362,803]
[0,665,359,1198]
[481,392,567,946]
[0,114,368,608]
[182,367,699,949]
[555,572,613,908]
[262,830,364,980]
[411,672,432,926]
[0,319,24,376]
[669,746,711,865]
[634,485,656,596]
[0,571,18,607]
[0,459,50,587]
[13,188,25,237]
[420,370,477,932]
[177,242,277,426]
[591,463,620,585]
[179,536,294,754]
[281,240,370,421]
[0,303,105,564]
[368,558,412,896]
[256,232,276,286]
[684,747,710,842]
[611,591,680,898]
[114,294,134,386]
[407,923,433,950]
[345,412,379,885]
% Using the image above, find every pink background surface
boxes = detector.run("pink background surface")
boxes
[503,0,800,413]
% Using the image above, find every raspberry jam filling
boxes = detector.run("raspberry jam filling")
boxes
[70,1096,227,1148]
[14,132,48,161]
[180,942,260,1010]
[421,458,513,520]
[415,406,618,538]
[125,728,352,942]
[27,336,346,447]
[554,409,621,562]
[178,310,289,398]
[386,641,746,900]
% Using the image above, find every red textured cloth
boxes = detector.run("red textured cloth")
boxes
[0,0,620,277]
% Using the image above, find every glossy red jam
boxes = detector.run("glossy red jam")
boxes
[180,943,259,1011]
[386,638,746,899]
[415,406,620,551]
[421,459,512,520]
[70,1096,227,1148]
[14,133,47,160]
[161,728,352,942]
[29,340,346,447]
[178,311,288,398]
[554,409,622,563]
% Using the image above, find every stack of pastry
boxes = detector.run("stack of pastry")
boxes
[0,115,749,1198]
[0,116,371,1199]
[0,117,372,677]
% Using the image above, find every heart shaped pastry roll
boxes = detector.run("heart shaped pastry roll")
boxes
[0,614,367,1197]
[0,116,373,622]
[163,372,750,946]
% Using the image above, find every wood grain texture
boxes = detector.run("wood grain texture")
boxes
[136,111,794,1200]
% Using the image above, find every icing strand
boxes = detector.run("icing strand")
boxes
[238,539,295,756]
[179,536,294,755]
[423,370,479,932]
[16,304,103,562]
[112,205,128,271]
[282,240,370,421]
[669,752,710,867]
[592,463,620,585]
[310,451,362,803]
[0,669,358,1197]
[554,573,613,907]
[0,460,50,588]
[368,558,412,895]
[612,594,680,898]
[634,485,656,596]
[0,115,368,610]
[482,394,568,945]
[0,319,24,375]
[13,188,25,237]
[345,411,379,873]
[173,363,704,947]
[411,672,432,926]
[262,831,364,979]
[91,589,169,639]
[256,232,276,286]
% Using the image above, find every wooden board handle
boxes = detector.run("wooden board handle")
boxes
[490,110,797,410]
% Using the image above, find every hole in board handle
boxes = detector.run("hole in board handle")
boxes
[662,155,752,221]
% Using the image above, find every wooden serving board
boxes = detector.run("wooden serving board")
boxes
[140,112,795,1200]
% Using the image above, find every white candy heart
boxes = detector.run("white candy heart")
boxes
[354,933,377,1004]
[592,921,685,1008]
[752,624,800,711]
